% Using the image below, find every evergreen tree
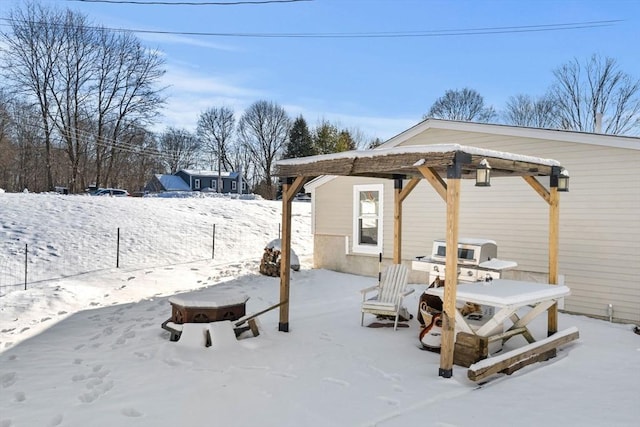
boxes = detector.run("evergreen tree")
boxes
[313,120,339,154]
[336,130,356,152]
[284,115,315,158]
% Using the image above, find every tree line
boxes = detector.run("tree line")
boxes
[425,55,640,135]
[1,2,638,198]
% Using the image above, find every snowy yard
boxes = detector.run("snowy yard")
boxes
[1,193,638,426]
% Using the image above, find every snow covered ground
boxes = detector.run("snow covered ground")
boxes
[1,192,638,426]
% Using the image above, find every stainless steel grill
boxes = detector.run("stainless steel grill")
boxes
[412,238,517,285]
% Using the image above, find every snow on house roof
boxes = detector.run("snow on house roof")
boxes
[156,174,191,191]
[180,170,239,179]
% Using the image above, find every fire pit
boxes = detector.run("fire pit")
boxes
[168,293,249,324]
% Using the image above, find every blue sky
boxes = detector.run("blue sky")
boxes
[2,0,639,141]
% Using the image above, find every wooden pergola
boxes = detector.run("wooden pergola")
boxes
[273,144,566,378]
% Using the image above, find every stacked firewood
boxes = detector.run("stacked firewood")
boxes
[259,246,281,277]
[259,239,300,277]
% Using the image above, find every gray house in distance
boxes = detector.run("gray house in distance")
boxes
[145,169,248,194]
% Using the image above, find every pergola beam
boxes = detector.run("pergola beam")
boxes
[418,166,447,201]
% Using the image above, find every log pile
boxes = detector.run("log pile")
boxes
[259,239,300,277]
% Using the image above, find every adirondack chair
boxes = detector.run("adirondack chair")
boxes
[360,264,415,330]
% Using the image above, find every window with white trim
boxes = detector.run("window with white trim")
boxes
[232,181,237,191]
[194,178,201,189]
[211,180,216,190]
[352,184,383,254]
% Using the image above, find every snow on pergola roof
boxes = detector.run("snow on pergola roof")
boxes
[274,144,562,179]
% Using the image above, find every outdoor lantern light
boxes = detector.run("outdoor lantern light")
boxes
[551,166,570,192]
[475,159,491,187]
[557,168,570,192]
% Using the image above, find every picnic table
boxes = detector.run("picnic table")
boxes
[424,279,578,380]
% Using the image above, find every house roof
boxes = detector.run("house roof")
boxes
[301,118,638,191]
[156,174,191,191]
[180,169,239,179]
[382,118,640,151]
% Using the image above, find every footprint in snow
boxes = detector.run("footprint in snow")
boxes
[1,372,17,388]
[48,414,63,426]
[268,371,297,379]
[319,333,331,341]
[122,407,143,417]
[377,396,399,406]
[13,392,26,402]
[322,377,350,387]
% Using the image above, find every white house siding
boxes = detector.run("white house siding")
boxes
[310,126,640,324]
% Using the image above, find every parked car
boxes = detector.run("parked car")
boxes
[92,188,130,197]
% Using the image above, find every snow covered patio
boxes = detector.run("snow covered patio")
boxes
[1,263,637,426]
[1,192,637,426]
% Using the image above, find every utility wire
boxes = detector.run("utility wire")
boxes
[68,0,311,5]
[0,18,622,39]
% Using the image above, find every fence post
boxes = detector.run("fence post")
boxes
[278,223,281,240]
[212,224,216,260]
[116,227,120,268]
[24,243,28,290]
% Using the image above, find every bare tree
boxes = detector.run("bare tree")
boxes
[1,2,65,190]
[0,90,15,190]
[46,10,96,193]
[158,127,200,174]
[425,88,496,122]
[503,94,559,128]
[93,29,165,188]
[197,106,235,192]
[1,2,166,192]
[228,139,255,192]
[551,54,640,135]
[237,100,290,199]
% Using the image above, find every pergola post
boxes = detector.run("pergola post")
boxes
[548,186,560,335]
[440,178,460,378]
[279,176,306,332]
[393,177,403,264]
[439,152,470,378]
[393,176,420,264]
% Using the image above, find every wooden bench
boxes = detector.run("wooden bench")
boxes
[467,326,579,382]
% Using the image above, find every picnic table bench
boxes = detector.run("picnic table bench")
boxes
[424,279,579,381]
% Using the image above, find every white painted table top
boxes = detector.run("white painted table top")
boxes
[424,279,570,308]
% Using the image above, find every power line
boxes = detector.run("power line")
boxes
[68,0,311,5]
[0,18,622,39]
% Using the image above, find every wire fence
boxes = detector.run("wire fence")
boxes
[0,222,285,296]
